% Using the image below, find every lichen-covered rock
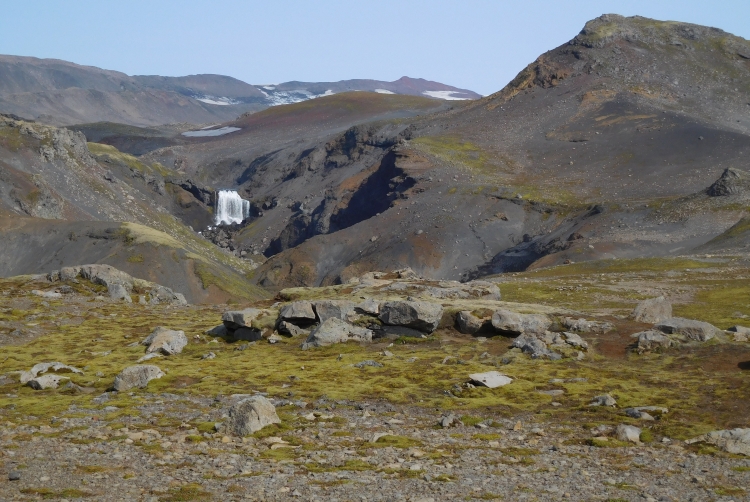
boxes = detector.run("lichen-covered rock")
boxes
[279,301,316,322]
[590,394,617,407]
[686,428,750,456]
[223,395,281,436]
[654,317,718,341]
[632,296,672,324]
[456,311,484,334]
[312,300,356,323]
[113,365,164,391]
[491,309,551,336]
[302,318,373,349]
[378,300,443,333]
[142,326,187,355]
[26,374,69,390]
[561,332,588,350]
[616,424,642,443]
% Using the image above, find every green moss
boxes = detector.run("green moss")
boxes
[370,435,423,448]
[160,483,211,501]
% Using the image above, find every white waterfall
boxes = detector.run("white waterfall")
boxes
[215,190,250,225]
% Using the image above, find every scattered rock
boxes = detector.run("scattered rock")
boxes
[378,300,444,333]
[31,289,62,299]
[148,284,188,306]
[632,296,672,324]
[201,352,216,360]
[654,317,718,341]
[511,334,560,359]
[301,317,373,349]
[223,395,281,436]
[456,311,484,334]
[18,361,83,384]
[8,471,20,481]
[590,394,617,407]
[142,326,187,355]
[561,317,614,333]
[686,428,750,456]
[633,330,673,352]
[354,360,383,369]
[538,389,565,396]
[468,371,513,388]
[136,353,162,363]
[625,408,655,420]
[616,424,642,443]
[113,365,165,391]
[561,331,588,350]
[491,309,551,336]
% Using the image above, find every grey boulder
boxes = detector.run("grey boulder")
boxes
[27,374,70,390]
[142,326,187,355]
[277,321,311,338]
[378,300,444,333]
[108,283,132,302]
[616,424,642,443]
[223,395,281,436]
[561,317,614,333]
[468,371,513,388]
[18,362,83,385]
[590,394,617,407]
[302,318,373,349]
[632,296,672,324]
[512,334,560,360]
[491,309,551,336]
[654,317,718,342]
[149,285,187,306]
[113,365,164,391]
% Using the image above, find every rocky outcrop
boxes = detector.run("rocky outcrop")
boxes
[223,396,281,436]
[378,300,443,333]
[707,168,750,197]
[511,334,560,360]
[301,318,373,349]
[279,301,317,323]
[47,264,188,305]
[113,365,164,391]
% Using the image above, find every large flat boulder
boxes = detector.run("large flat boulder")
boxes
[378,300,443,333]
[312,300,356,323]
[113,365,164,391]
[279,301,316,323]
[654,317,718,342]
[222,308,262,330]
[491,309,551,336]
[302,318,373,349]
[224,395,281,436]
[632,296,672,324]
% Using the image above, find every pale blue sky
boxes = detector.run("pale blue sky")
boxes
[2,0,748,96]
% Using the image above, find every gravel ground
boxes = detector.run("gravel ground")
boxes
[2,394,748,502]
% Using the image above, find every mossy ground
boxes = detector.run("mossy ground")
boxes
[1,255,749,445]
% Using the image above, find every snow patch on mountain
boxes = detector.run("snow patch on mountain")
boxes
[193,95,241,106]
[422,90,470,100]
[375,89,395,94]
[182,126,241,137]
